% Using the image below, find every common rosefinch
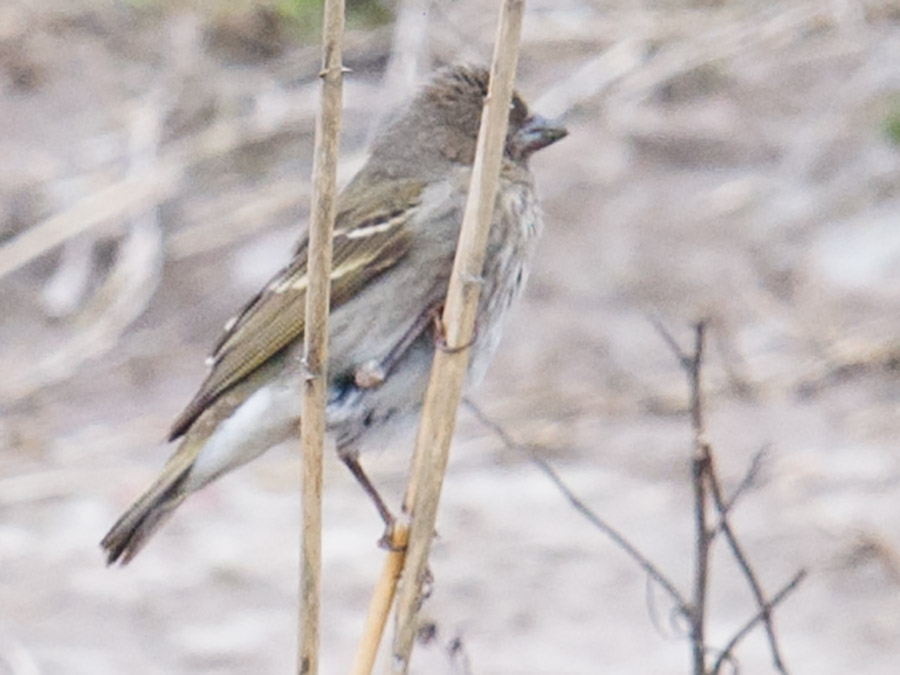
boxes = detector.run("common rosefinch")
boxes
[101,64,566,564]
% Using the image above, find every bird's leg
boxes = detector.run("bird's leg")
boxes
[341,452,437,588]
[338,451,440,595]
[346,300,466,553]
[345,302,447,549]
[354,301,443,389]
[339,452,407,551]
[340,452,393,525]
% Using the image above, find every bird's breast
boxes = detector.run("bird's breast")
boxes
[467,179,543,385]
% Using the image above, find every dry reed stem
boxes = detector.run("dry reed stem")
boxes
[350,522,410,675]
[389,1,527,672]
[298,1,345,673]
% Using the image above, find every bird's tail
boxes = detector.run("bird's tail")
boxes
[100,454,193,565]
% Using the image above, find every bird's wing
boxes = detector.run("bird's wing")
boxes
[168,179,423,440]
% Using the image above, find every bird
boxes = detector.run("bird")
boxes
[101,64,567,564]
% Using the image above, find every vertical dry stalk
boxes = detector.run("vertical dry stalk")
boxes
[298,2,345,674]
[350,527,408,675]
[689,323,710,675]
[389,1,527,672]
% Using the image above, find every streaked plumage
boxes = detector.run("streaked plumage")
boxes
[101,65,566,564]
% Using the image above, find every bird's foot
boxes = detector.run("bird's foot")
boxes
[431,307,475,354]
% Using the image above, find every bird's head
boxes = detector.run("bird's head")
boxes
[368,65,567,178]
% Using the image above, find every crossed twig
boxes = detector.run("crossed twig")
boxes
[466,319,806,674]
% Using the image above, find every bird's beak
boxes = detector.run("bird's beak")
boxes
[512,114,568,158]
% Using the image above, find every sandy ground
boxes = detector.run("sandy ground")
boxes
[2,1,900,673]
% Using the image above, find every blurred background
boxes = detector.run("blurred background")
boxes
[1,0,899,673]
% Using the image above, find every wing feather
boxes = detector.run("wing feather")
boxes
[168,180,422,440]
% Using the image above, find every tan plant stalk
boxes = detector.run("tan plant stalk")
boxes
[349,526,409,675]
[298,1,345,674]
[389,1,527,672]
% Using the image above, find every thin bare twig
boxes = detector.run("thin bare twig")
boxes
[540,451,693,616]
[709,446,768,543]
[705,457,795,673]
[298,1,344,673]
[447,634,474,675]
[658,320,713,675]
[644,573,694,641]
[463,399,690,616]
[651,320,719,674]
[647,313,692,369]
[711,570,808,675]
[723,447,768,515]
[471,311,806,674]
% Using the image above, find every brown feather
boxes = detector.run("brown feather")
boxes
[167,180,422,440]
[100,446,195,564]
[101,64,566,564]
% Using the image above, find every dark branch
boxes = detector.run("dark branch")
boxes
[655,319,803,674]
[463,399,690,616]
[470,317,805,675]
[711,570,807,675]
[648,313,692,369]
[645,574,693,639]
[678,322,712,675]
[706,456,801,673]
[710,446,768,541]
[724,447,767,512]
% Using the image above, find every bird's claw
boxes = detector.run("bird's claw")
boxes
[431,308,475,353]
